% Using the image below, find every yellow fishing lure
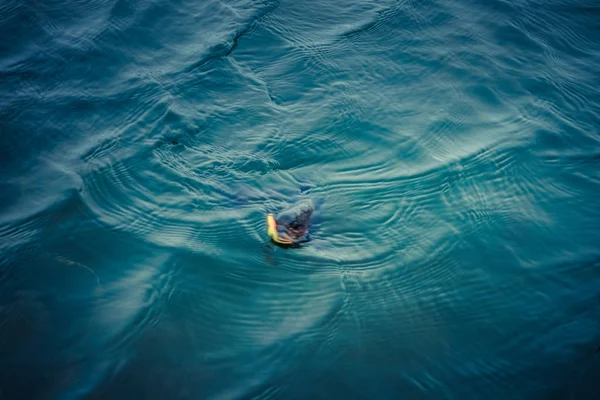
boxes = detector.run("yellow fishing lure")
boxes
[267,214,293,245]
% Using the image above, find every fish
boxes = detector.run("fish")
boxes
[267,203,313,247]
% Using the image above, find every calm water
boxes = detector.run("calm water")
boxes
[2,0,600,398]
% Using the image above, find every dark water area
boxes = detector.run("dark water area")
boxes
[2,0,600,398]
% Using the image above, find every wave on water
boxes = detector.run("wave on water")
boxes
[1,0,600,398]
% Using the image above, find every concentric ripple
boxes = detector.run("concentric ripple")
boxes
[2,0,600,399]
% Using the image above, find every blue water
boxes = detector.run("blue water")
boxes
[2,0,600,398]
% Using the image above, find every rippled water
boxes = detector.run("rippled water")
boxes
[2,0,600,398]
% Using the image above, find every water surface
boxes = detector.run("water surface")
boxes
[1,0,600,398]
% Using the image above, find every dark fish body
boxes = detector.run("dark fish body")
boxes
[283,208,312,242]
[273,201,313,246]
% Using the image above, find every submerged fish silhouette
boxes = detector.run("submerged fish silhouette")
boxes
[267,205,312,247]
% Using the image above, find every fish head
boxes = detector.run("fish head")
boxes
[266,214,293,245]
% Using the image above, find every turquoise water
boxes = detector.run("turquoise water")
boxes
[2,0,600,398]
